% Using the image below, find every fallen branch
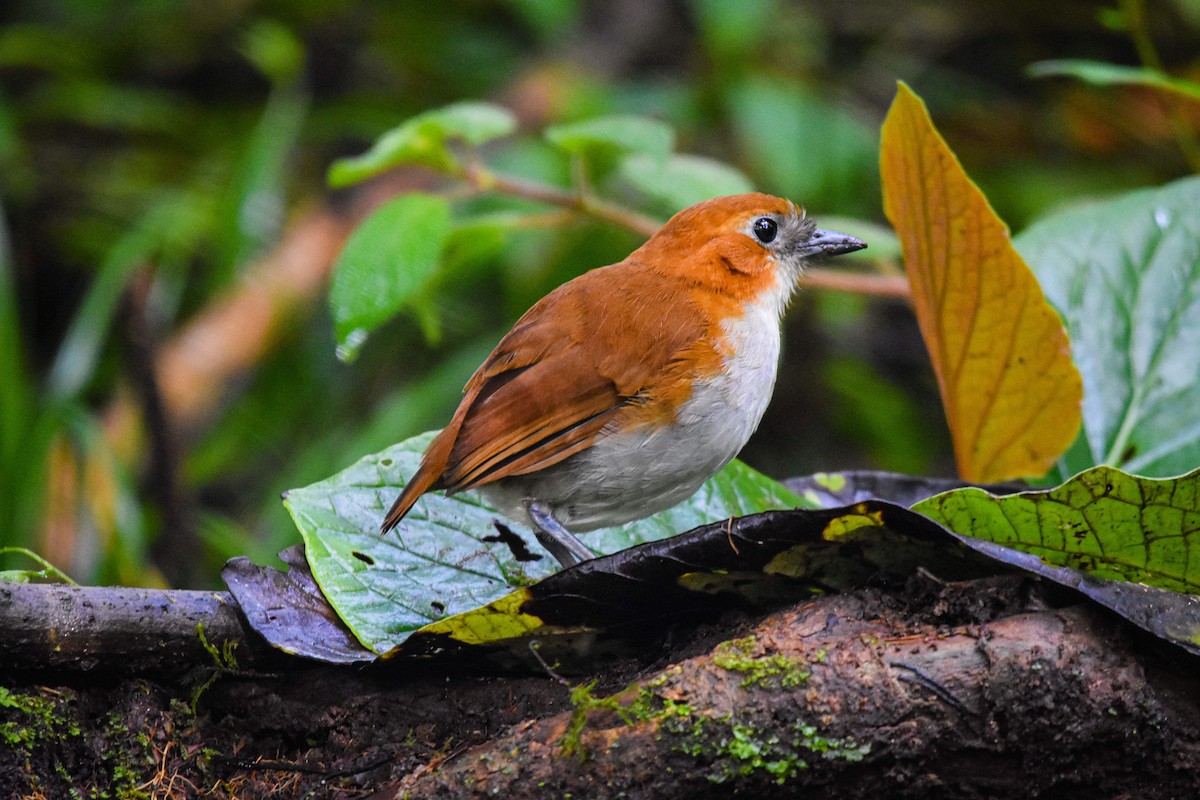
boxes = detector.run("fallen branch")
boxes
[390,589,1200,799]
[1,578,1197,797]
[0,582,262,672]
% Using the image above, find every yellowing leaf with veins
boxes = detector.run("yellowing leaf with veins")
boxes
[880,83,1082,482]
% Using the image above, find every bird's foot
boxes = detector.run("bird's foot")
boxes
[525,501,594,568]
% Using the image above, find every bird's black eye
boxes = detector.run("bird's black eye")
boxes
[752,217,778,244]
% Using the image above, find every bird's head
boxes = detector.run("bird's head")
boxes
[634,193,867,306]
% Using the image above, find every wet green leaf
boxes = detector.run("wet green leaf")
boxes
[544,115,675,160]
[328,193,451,362]
[328,101,517,187]
[727,76,876,211]
[915,465,1200,655]
[915,465,1200,594]
[618,153,754,213]
[1015,176,1200,476]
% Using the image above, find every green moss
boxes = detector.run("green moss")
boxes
[558,680,634,761]
[555,654,868,786]
[191,622,241,712]
[0,682,177,800]
[100,708,155,800]
[711,636,809,689]
[0,685,88,797]
[0,686,80,748]
[668,714,871,785]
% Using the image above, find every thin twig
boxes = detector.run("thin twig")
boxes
[528,640,571,686]
[463,158,911,299]
[802,267,911,299]
[462,161,661,237]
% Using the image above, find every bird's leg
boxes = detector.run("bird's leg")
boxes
[525,500,594,568]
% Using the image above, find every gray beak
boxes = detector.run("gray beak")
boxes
[800,228,868,258]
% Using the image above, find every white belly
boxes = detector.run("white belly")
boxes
[481,301,782,532]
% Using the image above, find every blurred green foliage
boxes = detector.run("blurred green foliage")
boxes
[0,0,1197,587]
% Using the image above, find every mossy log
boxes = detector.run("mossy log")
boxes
[1,578,1198,798]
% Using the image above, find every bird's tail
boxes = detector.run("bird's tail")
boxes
[380,422,464,533]
[379,460,440,533]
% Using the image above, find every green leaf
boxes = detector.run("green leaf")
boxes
[618,153,754,213]
[283,431,810,653]
[726,76,876,211]
[239,20,305,84]
[284,432,549,653]
[1028,59,1200,102]
[0,547,76,585]
[692,0,778,62]
[914,465,1200,594]
[544,115,675,160]
[328,193,451,362]
[503,0,580,42]
[1015,176,1200,476]
[328,101,517,187]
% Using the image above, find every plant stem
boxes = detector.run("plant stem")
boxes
[473,167,662,237]
[461,160,911,299]
[800,268,910,298]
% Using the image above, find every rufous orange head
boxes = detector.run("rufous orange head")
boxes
[382,192,866,566]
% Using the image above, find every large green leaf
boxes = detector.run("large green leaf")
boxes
[915,465,1200,594]
[328,193,451,362]
[618,153,754,214]
[726,75,876,212]
[328,101,517,187]
[283,431,809,653]
[1015,177,1200,476]
[544,115,675,160]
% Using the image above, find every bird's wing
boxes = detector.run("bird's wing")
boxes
[381,263,710,531]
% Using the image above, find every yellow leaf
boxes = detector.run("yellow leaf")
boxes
[880,83,1082,482]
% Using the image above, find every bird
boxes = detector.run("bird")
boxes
[380,192,866,567]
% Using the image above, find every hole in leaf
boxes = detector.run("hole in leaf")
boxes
[482,521,543,562]
[381,458,393,467]
[431,601,446,614]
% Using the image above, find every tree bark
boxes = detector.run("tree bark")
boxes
[0,582,264,672]
[386,588,1200,799]
[1,578,1198,798]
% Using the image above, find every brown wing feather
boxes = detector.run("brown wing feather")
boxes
[380,261,707,532]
